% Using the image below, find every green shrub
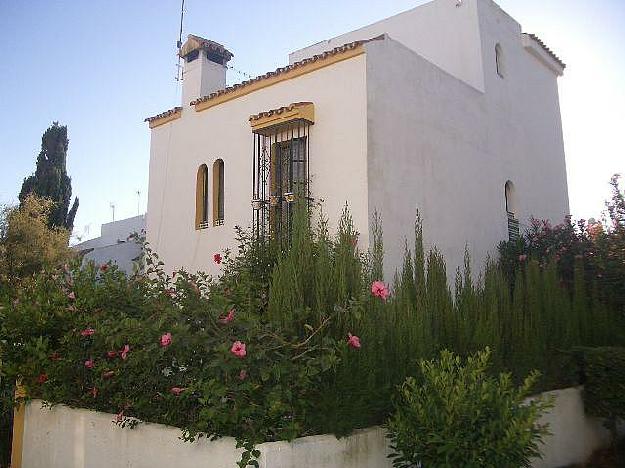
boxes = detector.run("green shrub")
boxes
[574,346,625,450]
[386,349,551,468]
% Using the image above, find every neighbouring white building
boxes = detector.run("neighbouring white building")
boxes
[145,0,569,280]
[73,215,145,273]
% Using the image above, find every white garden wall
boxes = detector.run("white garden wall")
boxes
[16,387,609,468]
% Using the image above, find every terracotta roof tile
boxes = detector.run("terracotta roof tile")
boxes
[145,107,182,123]
[526,33,565,69]
[249,102,313,123]
[190,35,385,107]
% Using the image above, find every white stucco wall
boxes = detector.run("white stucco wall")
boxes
[364,2,568,281]
[289,0,485,92]
[18,387,609,468]
[146,54,369,276]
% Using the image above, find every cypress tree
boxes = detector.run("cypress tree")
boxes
[19,122,79,231]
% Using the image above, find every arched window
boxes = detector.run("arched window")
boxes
[495,43,504,78]
[195,164,209,229]
[505,180,519,241]
[504,180,516,215]
[212,159,224,225]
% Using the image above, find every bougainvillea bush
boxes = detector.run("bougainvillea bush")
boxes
[1,204,623,466]
[499,174,625,313]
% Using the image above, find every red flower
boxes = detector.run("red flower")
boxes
[120,344,130,360]
[347,333,361,349]
[80,328,95,337]
[84,359,95,369]
[371,281,390,301]
[519,254,527,262]
[160,332,172,347]
[170,387,185,396]
[219,309,236,324]
[37,373,48,384]
[106,350,118,358]
[231,341,246,358]
[213,253,222,265]
[99,264,109,272]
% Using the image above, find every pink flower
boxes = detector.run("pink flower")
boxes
[519,254,527,262]
[160,332,172,347]
[231,341,247,358]
[106,350,118,358]
[84,359,95,369]
[114,410,124,423]
[213,253,222,265]
[80,328,95,337]
[219,309,236,324]
[347,333,361,349]
[90,387,98,398]
[371,281,389,301]
[170,387,185,396]
[99,264,109,272]
[37,373,48,384]
[239,369,247,380]
[120,344,130,360]
[67,291,76,300]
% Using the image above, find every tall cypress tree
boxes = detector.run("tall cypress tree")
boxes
[19,122,79,231]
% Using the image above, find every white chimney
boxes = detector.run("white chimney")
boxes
[179,35,234,107]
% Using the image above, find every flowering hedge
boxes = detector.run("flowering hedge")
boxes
[1,205,624,466]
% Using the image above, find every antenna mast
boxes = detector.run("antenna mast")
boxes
[175,0,186,81]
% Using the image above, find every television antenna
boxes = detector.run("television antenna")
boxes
[175,0,186,82]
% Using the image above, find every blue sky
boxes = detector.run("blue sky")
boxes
[1,0,624,241]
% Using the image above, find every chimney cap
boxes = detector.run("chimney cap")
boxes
[179,34,234,65]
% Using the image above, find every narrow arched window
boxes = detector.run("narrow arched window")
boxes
[505,180,519,241]
[495,43,504,78]
[212,159,224,226]
[195,164,209,229]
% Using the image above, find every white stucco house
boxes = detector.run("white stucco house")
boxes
[145,0,569,280]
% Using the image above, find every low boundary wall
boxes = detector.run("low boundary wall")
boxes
[13,387,610,468]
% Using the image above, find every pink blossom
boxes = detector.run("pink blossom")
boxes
[219,309,236,324]
[67,291,76,300]
[239,369,247,380]
[37,373,48,384]
[84,359,95,369]
[170,387,185,396]
[120,344,130,360]
[519,254,527,262]
[160,332,172,347]
[231,341,247,358]
[213,253,222,264]
[99,264,109,272]
[80,328,95,337]
[106,350,118,358]
[114,410,124,423]
[371,281,389,301]
[347,333,361,349]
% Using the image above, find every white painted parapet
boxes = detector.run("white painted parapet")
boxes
[16,387,610,468]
